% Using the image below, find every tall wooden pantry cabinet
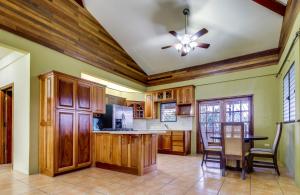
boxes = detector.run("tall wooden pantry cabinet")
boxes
[39,71,105,176]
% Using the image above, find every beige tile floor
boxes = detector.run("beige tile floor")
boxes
[0,154,299,195]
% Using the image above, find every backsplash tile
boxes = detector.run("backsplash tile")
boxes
[133,116,193,130]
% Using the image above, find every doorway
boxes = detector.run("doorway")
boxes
[0,86,13,165]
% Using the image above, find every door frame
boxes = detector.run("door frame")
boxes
[196,95,254,154]
[0,83,14,167]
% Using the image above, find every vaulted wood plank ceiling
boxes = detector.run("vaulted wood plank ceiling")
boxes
[0,0,298,86]
[0,0,148,84]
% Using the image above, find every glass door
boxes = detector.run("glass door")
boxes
[198,96,253,149]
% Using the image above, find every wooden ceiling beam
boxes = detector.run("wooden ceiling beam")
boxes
[252,0,286,16]
[278,0,300,57]
[147,48,280,86]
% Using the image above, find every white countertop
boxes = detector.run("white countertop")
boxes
[93,130,167,135]
[133,129,192,131]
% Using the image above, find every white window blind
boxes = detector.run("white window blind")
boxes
[160,103,177,122]
[283,63,295,122]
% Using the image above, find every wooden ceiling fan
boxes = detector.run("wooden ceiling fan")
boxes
[161,8,210,56]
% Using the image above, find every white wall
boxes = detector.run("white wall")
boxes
[0,44,30,174]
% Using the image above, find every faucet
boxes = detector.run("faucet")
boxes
[164,123,169,130]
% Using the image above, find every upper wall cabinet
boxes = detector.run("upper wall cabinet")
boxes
[177,86,194,105]
[127,101,145,119]
[153,89,175,102]
[56,76,76,109]
[146,85,195,117]
[145,93,154,119]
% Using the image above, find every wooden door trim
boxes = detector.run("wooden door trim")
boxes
[196,95,254,154]
[0,84,14,168]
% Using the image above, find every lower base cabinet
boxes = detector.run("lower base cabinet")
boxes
[93,133,158,175]
[158,131,191,155]
[40,110,92,176]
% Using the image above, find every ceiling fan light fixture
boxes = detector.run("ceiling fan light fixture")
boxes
[161,8,210,56]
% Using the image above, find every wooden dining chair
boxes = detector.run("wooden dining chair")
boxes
[221,122,248,179]
[248,123,283,175]
[200,130,222,168]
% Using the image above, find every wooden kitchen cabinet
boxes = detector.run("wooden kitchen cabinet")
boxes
[127,101,145,119]
[39,71,105,176]
[158,131,172,151]
[154,89,175,102]
[176,86,195,105]
[92,85,106,113]
[158,131,191,155]
[145,93,154,119]
[94,133,158,175]
[146,86,195,117]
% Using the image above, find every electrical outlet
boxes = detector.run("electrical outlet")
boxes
[264,143,270,147]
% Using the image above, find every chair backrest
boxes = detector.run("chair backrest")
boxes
[221,122,245,160]
[200,130,209,150]
[272,123,283,154]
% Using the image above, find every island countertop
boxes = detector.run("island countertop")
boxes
[93,130,166,134]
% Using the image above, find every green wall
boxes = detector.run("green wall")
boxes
[277,12,300,185]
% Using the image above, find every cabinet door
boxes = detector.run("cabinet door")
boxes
[176,88,184,105]
[77,82,92,111]
[165,89,174,101]
[92,85,106,113]
[161,134,172,151]
[183,87,193,104]
[56,110,76,172]
[56,76,76,109]
[172,131,184,152]
[145,93,153,119]
[76,112,92,167]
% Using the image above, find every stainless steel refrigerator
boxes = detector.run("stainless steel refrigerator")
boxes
[101,104,133,130]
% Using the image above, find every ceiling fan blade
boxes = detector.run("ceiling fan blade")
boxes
[161,45,173,49]
[197,43,210,49]
[169,31,179,38]
[191,28,208,40]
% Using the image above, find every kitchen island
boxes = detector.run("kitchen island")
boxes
[93,131,165,175]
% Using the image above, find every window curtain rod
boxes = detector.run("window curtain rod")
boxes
[276,30,300,78]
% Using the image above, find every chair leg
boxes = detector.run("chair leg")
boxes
[241,159,246,180]
[222,156,226,177]
[273,156,280,176]
[201,151,206,167]
[248,154,254,173]
[219,153,222,169]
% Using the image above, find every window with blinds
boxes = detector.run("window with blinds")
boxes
[160,103,177,122]
[283,63,295,122]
